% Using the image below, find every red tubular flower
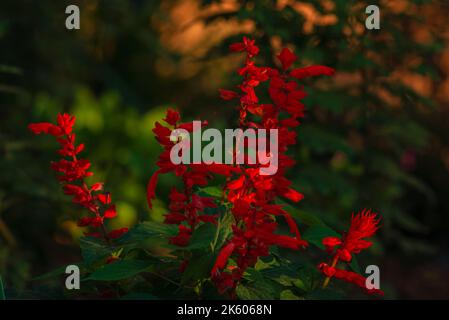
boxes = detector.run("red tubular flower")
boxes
[319,263,384,296]
[290,65,335,79]
[29,113,127,243]
[147,109,233,248]
[319,209,382,296]
[323,209,381,262]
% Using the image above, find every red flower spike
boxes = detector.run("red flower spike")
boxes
[147,38,335,295]
[319,210,382,296]
[30,113,125,244]
[290,65,335,79]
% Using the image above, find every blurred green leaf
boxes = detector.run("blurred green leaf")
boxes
[79,237,112,266]
[182,223,216,251]
[200,186,223,198]
[117,221,178,245]
[303,226,340,250]
[181,252,215,285]
[0,276,5,300]
[32,263,83,281]
[85,260,152,281]
[349,256,362,275]
[280,289,301,300]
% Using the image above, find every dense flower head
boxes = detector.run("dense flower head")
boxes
[29,113,128,244]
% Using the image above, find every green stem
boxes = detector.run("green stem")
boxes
[0,275,6,300]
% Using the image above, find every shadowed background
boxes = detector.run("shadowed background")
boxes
[1,0,449,299]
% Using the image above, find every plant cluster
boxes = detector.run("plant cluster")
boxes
[30,37,382,299]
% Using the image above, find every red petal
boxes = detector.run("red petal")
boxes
[227,175,245,190]
[290,66,335,79]
[277,48,297,70]
[229,42,245,52]
[322,237,342,248]
[147,169,162,209]
[163,108,180,126]
[211,242,236,275]
[271,235,303,250]
[219,89,239,100]
[108,228,128,239]
[282,188,304,202]
[91,182,104,191]
[164,213,187,224]
[28,123,62,135]
[98,192,111,205]
[103,205,117,219]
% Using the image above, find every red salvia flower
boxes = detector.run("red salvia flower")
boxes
[319,209,382,296]
[29,113,127,243]
[322,209,381,262]
[319,263,384,296]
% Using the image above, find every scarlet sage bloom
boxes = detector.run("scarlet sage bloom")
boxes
[208,37,334,294]
[319,209,383,296]
[147,37,336,296]
[29,113,128,243]
[147,108,235,246]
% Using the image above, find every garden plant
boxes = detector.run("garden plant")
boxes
[28,37,382,299]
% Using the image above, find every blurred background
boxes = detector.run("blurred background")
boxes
[1,0,449,299]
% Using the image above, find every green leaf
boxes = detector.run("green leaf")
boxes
[117,221,178,245]
[349,256,362,275]
[181,253,215,285]
[0,276,5,300]
[200,186,223,198]
[303,226,340,250]
[236,281,275,300]
[85,260,153,281]
[259,265,297,280]
[32,263,83,281]
[214,211,234,250]
[79,237,112,265]
[183,223,216,250]
[295,266,321,292]
[280,289,301,300]
[278,201,326,227]
[240,269,284,299]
